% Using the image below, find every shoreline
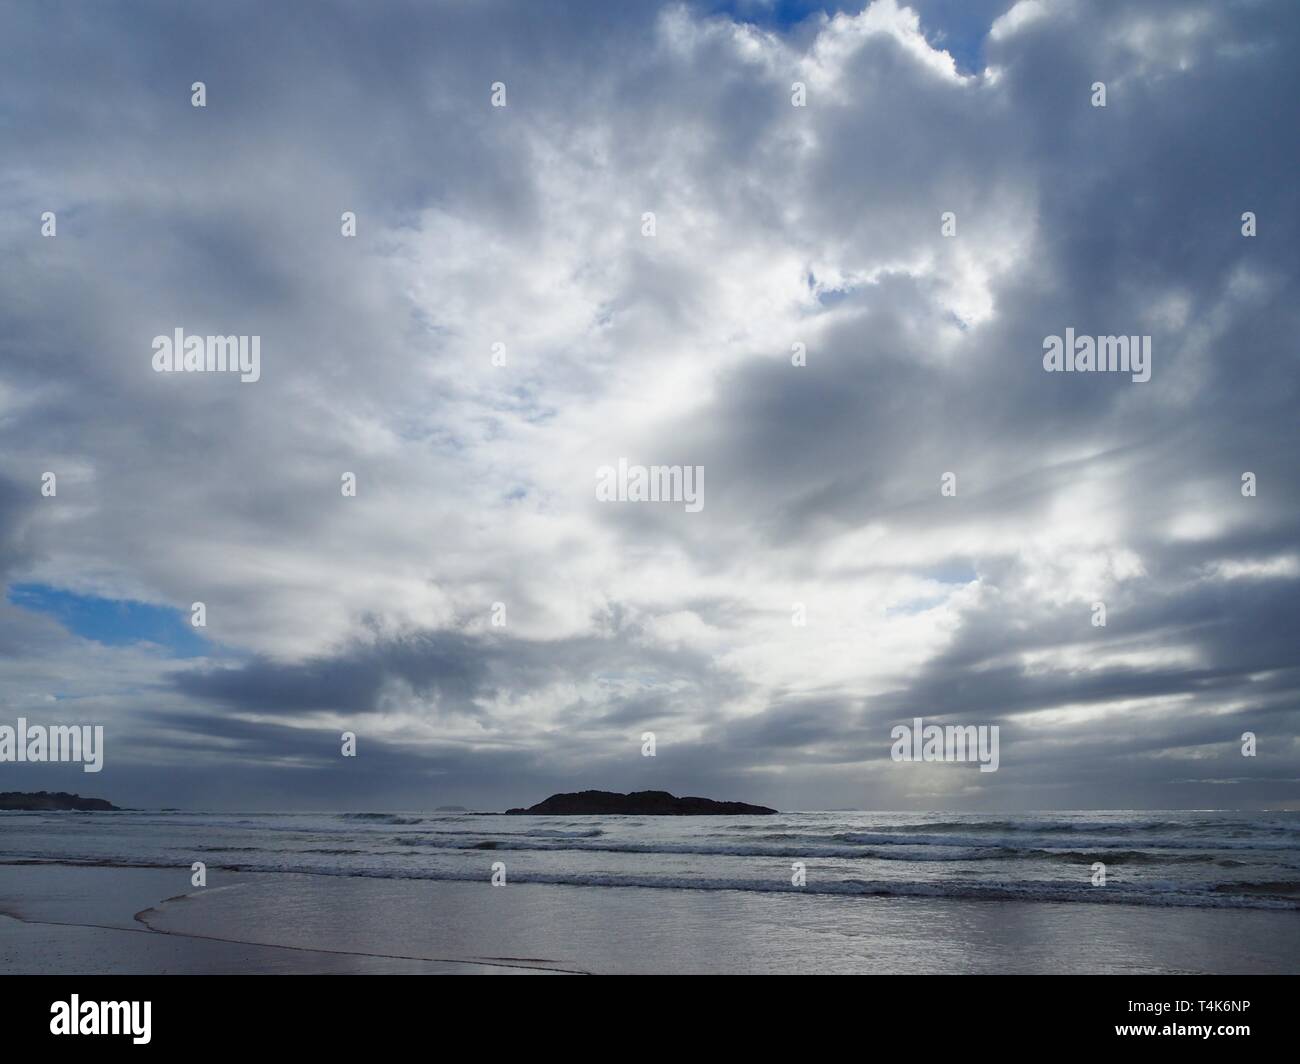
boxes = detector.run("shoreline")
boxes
[2,860,1297,975]
[0,862,570,975]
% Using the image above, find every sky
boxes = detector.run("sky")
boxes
[0,0,1297,812]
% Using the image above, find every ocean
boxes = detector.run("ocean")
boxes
[3,809,1298,973]
[3,808,1298,909]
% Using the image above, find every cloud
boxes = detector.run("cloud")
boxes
[0,0,1296,810]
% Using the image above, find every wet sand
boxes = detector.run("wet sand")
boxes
[0,863,561,974]
[1,861,1297,974]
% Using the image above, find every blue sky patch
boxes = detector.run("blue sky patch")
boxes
[9,583,212,658]
[700,0,1009,75]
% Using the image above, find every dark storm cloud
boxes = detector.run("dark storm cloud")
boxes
[171,623,744,718]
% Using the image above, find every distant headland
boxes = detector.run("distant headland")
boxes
[505,789,777,815]
[0,791,120,811]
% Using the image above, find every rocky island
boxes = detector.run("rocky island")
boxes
[0,790,120,811]
[506,789,777,815]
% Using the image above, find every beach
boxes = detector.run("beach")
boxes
[1,810,1297,974]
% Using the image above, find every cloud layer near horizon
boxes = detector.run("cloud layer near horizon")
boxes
[1,0,1297,811]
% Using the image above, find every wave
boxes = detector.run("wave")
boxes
[1213,880,1300,898]
[868,819,1183,834]
[8,811,1298,915]
[31,854,1296,911]
[365,834,1279,866]
[864,817,1300,834]
[1037,850,1233,866]
[827,831,1296,852]
[389,836,1020,860]
[336,813,425,825]
[177,836,1262,867]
